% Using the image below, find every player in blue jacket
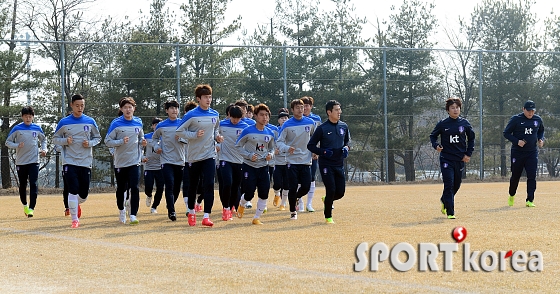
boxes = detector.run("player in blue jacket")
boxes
[429,98,475,219]
[5,106,47,217]
[503,100,544,207]
[307,100,350,224]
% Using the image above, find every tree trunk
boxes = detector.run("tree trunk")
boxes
[404,149,415,181]
[388,149,396,182]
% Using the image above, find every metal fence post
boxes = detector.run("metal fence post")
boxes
[176,43,181,101]
[478,49,484,180]
[283,45,287,109]
[383,49,389,183]
[60,42,65,114]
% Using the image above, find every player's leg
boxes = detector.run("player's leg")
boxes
[127,165,140,224]
[525,153,538,205]
[253,166,270,224]
[508,150,524,201]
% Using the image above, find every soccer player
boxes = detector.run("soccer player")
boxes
[307,100,350,224]
[105,97,146,225]
[5,106,47,217]
[142,117,164,214]
[276,99,316,220]
[301,96,322,212]
[152,100,184,222]
[180,101,199,214]
[218,105,249,221]
[235,104,276,225]
[503,100,545,207]
[273,110,290,210]
[176,84,223,227]
[53,94,102,228]
[429,98,475,219]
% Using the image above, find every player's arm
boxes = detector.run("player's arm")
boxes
[503,116,520,145]
[89,123,102,147]
[307,125,324,155]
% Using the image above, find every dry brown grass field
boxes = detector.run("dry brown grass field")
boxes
[1,181,558,293]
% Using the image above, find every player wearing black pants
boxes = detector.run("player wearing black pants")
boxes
[307,100,350,224]
[503,100,544,207]
[429,98,475,219]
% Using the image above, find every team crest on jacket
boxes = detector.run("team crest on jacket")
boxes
[305,126,310,132]
[339,127,345,135]
[212,118,217,124]
[443,163,448,168]
[264,136,270,142]
[534,121,538,127]
[236,130,242,135]
[32,132,37,138]
[135,128,140,133]
[459,126,464,133]
[84,125,90,132]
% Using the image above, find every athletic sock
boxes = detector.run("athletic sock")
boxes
[203,213,209,219]
[183,197,188,209]
[255,198,267,219]
[281,190,289,206]
[274,189,281,196]
[307,181,316,206]
[68,193,79,221]
[239,196,247,207]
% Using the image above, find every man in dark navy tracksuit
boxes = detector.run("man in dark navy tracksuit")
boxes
[429,98,475,219]
[503,100,544,207]
[307,100,350,224]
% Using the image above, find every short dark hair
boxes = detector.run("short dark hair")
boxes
[151,117,162,125]
[445,98,462,111]
[225,103,235,116]
[253,103,270,116]
[290,99,304,110]
[278,107,289,114]
[325,100,341,114]
[164,100,180,110]
[229,105,243,118]
[247,104,254,112]
[195,84,212,98]
[301,96,314,106]
[71,94,84,103]
[234,100,248,108]
[184,101,198,113]
[21,106,35,116]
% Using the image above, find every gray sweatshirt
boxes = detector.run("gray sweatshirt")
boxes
[276,116,315,165]
[104,116,145,168]
[5,122,47,165]
[52,114,101,168]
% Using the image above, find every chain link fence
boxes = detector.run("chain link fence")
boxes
[2,40,560,188]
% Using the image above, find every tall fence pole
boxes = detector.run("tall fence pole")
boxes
[478,49,484,180]
[60,43,65,114]
[176,43,181,101]
[283,46,287,109]
[383,49,389,183]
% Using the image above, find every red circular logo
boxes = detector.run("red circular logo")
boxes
[452,226,467,243]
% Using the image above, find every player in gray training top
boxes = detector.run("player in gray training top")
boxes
[105,97,147,225]
[176,84,223,227]
[217,105,249,221]
[235,103,276,225]
[276,99,316,220]
[53,94,102,228]
[142,117,163,214]
[152,100,185,222]
[5,106,47,218]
